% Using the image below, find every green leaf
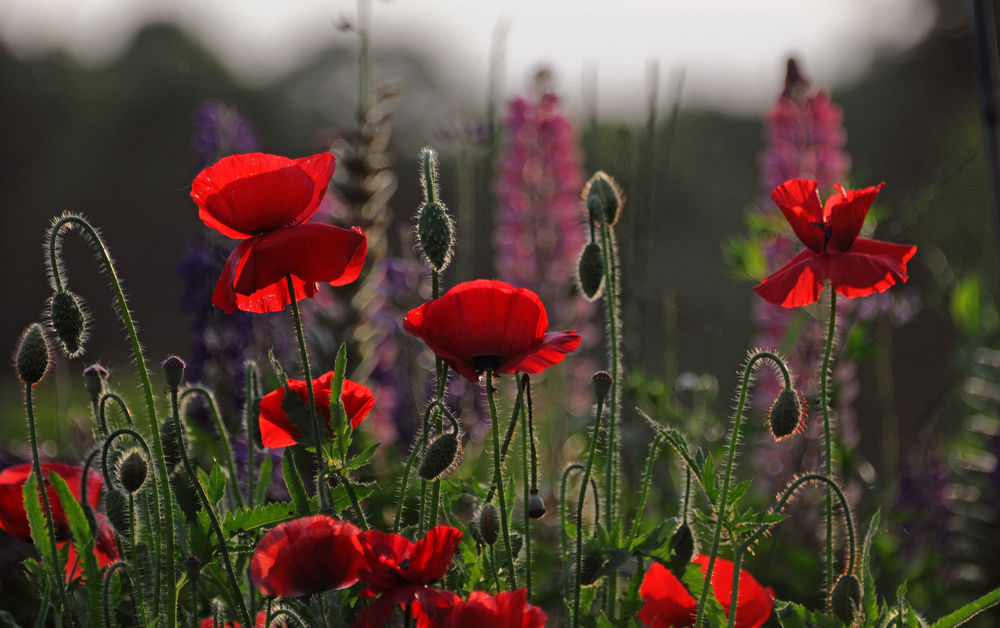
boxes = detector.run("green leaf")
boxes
[255,452,272,505]
[22,474,53,567]
[282,449,310,516]
[682,562,726,627]
[329,483,374,513]
[702,454,716,502]
[777,601,844,628]
[49,472,101,616]
[728,479,752,506]
[862,510,881,621]
[929,585,1000,627]
[329,343,351,459]
[344,442,381,471]
[950,274,982,335]
[198,462,227,508]
[629,520,674,554]
[222,502,300,537]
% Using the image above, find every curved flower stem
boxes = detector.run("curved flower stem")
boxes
[394,402,438,533]
[25,383,67,620]
[574,395,606,628]
[485,370,517,591]
[98,392,135,435]
[180,386,244,509]
[100,428,150,488]
[519,375,532,597]
[695,351,790,627]
[821,290,838,589]
[285,275,329,512]
[48,214,173,625]
[127,494,150,627]
[170,389,252,627]
[625,434,663,549]
[559,464,600,573]
[102,561,139,628]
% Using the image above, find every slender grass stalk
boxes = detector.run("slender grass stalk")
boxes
[48,214,173,625]
[180,386,244,509]
[625,435,663,548]
[485,370,517,590]
[820,290,838,589]
[573,395,606,628]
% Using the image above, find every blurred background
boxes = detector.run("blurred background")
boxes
[1,0,999,623]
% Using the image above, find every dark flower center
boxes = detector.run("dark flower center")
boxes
[398,558,411,571]
[810,220,833,250]
[472,354,503,372]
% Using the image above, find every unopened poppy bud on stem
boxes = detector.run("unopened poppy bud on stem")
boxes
[416,148,455,272]
[418,431,460,480]
[105,488,130,536]
[830,573,861,624]
[527,489,546,519]
[83,364,109,401]
[162,355,187,390]
[117,448,149,495]
[592,371,613,403]
[477,503,500,546]
[16,324,50,385]
[577,242,605,301]
[49,290,86,356]
[582,171,624,227]
[768,388,807,441]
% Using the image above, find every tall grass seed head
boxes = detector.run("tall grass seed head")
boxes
[577,242,605,301]
[767,388,807,441]
[830,573,861,625]
[49,290,87,357]
[117,448,149,494]
[582,171,624,227]
[418,430,461,480]
[83,363,109,401]
[15,323,50,385]
[417,200,455,272]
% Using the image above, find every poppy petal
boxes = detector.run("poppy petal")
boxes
[693,555,775,628]
[824,182,883,254]
[817,237,916,299]
[753,249,825,308]
[407,525,463,584]
[501,330,581,375]
[0,463,102,542]
[638,561,697,628]
[258,372,374,449]
[192,153,336,239]
[771,179,825,253]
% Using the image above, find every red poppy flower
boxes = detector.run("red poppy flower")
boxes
[412,589,547,628]
[754,179,916,308]
[250,515,365,597]
[692,555,775,628]
[0,463,102,542]
[199,611,274,628]
[403,279,581,383]
[64,511,119,582]
[258,371,375,449]
[638,562,697,628]
[191,152,368,314]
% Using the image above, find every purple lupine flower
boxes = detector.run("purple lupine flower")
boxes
[894,450,954,560]
[192,99,259,169]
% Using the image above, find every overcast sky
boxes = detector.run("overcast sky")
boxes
[1,0,938,117]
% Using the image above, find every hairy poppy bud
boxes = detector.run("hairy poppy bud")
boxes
[577,242,605,301]
[592,371,613,403]
[418,431,460,480]
[527,489,547,519]
[162,355,186,390]
[768,388,806,441]
[477,504,500,546]
[417,201,455,272]
[184,555,203,579]
[117,448,148,495]
[49,290,86,356]
[160,418,182,469]
[582,171,624,227]
[83,364,109,401]
[580,547,606,585]
[830,573,861,624]
[105,488,129,536]
[16,324,50,385]
[668,522,695,576]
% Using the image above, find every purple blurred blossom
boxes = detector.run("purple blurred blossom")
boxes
[192,99,259,169]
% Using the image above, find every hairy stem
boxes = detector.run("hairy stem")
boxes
[486,370,517,590]
[574,397,606,628]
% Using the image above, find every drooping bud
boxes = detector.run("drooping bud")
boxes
[477,504,500,546]
[767,388,807,441]
[667,522,695,576]
[83,364,109,401]
[16,324,50,385]
[592,371,613,403]
[527,489,547,519]
[116,448,148,495]
[49,290,86,356]
[418,431,460,480]
[104,488,130,536]
[582,171,624,227]
[830,573,862,625]
[162,355,186,390]
[417,201,455,272]
[577,242,605,301]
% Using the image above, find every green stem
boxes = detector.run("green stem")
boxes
[484,383,525,504]
[427,269,447,529]
[725,548,744,628]
[335,470,369,530]
[519,375,532,598]
[245,363,259,509]
[394,402,438,532]
[180,386,244,509]
[170,390,252,627]
[128,494,150,627]
[485,370,517,590]
[821,290,838,589]
[25,384,67,619]
[574,397,606,628]
[625,435,662,548]
[49,215,173,625]
[489,544,502,594]
[695,351,790,627]
[98,392,135,434]
[102,561,136,628]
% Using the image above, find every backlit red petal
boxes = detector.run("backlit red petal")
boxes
[0,463,102,542]
[771,179,825,253]
[816,237,915,299]
[753,249,825,308]
[501,330,581,375]
[258,372,374,448]
[443,590,547,628]
[824,183,883,254]
[693,555,774,628]
[638,561,697,627]
[407,526,463,584]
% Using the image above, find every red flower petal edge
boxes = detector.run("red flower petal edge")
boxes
[403,279,580,382]
[258,371,375,449]
[693,555,775,628]
[0,463,102,542]
[358,525,463,593]
[638,562,697,628]
[250,515,365,597]
[413,588,547,628]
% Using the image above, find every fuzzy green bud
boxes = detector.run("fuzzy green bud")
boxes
[580,547,606,586]
[830,573,862,625]
[418,431,460,480]
[117,448,148,495]
[83,364,109,401]
[668,522,695,576]
[160,418,182,470]
[768,388,806,441]
[477,503,500,546]
[104,488,130,536]
[49,290,86,356]
[16,324,50,385]
[162,355,186,390]
[582,171,624,227]
[527,489,547,519]
[417,201,454,272]
[577,242,605,301]
[592,371,613,403]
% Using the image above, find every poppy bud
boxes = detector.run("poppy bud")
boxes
[418,431,460,480]
[49,290,86,356]
[184,555,203,580]
[117,448,148,495]
[668,522,694,576]
[768,388,807,441]
[577,242,605,301]
[15,324,50,385]
[527,489,546,519]
[105,488,130,536]
[83,364,109,401]
[580,547,606,585]
[417,201,455,272]
[477,504,500,546]
[592,371,613,403]
[830,573,862,625]
[162,355,186,390]
[582,171,624,227]
[160,418,182,470]
[172,468,200,522]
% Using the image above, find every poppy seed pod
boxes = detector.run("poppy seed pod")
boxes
[104,488,130,536]
[830,573,862,625]
[418,431,460,480]
[592,371,613,403]
[83,364,109,401]
[477,504,500,546]
[577,242,605,301]
[768,388,806,441]
[49,290,86,356]
[117,448,148,495]
[162,355,187,390]
[417,201,455,273]
[582,171,624,227]
[527,489,547,519]
[15,324,50,385]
